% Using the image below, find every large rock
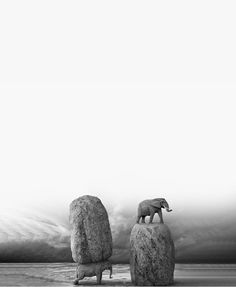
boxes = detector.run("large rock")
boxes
[70,195,112,264]
[130,223,175,286]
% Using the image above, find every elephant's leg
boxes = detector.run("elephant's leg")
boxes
[96,272,102,285]
[73,265,79,285]
[75,264,79,278]
[136,215,141,223]
[141,216,145,223]
[157,209,164,223]
[149,212,155,223]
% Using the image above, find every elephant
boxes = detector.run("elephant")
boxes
[136,198,172,224]
[73,260,112,285]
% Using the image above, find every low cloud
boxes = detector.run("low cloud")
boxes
[1,208,236,263]
[0,240,72,262]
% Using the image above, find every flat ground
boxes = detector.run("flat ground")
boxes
[0,263,236,286]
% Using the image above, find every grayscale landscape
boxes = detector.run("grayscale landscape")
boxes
[1,263,236,286]
[1,2,236,287]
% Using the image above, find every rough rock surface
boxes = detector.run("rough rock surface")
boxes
[130,223,175,286]
[70,195,112,264]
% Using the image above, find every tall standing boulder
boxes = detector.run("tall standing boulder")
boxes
[70,195,112,264]
[130,223,175,286]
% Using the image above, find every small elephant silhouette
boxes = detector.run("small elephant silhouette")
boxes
[73,260,112,285]
[136,198,172,224]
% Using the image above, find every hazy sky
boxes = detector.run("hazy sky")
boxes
[0,1,236,262]
[1,89,236,217]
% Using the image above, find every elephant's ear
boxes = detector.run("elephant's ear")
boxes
[150,199,162,208]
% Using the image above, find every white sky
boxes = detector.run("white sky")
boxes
[0,1,236,218]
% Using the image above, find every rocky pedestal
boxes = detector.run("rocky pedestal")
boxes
[130,223,175,286]
[69,195,112,264]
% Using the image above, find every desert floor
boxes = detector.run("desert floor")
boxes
[0,263,236,286]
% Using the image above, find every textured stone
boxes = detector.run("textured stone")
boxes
[130,223,175,286]
[70,195,112,264]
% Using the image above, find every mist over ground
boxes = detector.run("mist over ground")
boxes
[0,202,235,263]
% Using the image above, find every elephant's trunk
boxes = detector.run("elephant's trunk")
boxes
[165,207,172,212]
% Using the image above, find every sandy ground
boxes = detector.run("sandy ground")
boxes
[0,263,236,286]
